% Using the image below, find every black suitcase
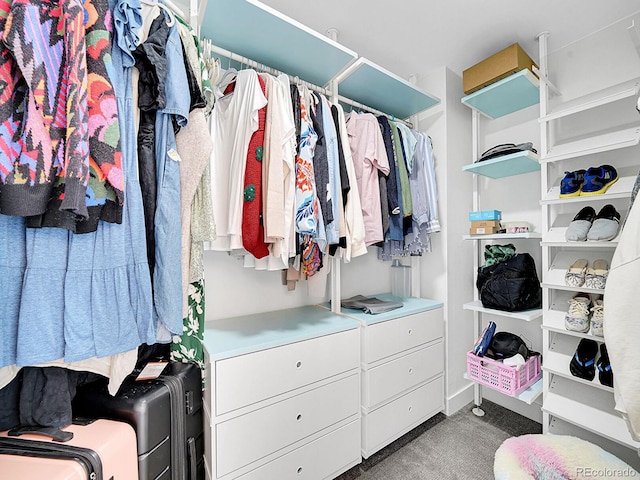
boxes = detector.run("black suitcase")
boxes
[72,361,204,480]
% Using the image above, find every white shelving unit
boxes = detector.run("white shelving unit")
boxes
[538,22,640,461]
[461,68,543,415]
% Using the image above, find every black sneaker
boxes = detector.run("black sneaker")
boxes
[587,204,621,241]
[569,338,598,381]
[597,343,613,388]
[560,169,587,198]
[565,206,596,241]
[581,165,619,196]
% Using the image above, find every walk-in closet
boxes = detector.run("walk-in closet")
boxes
[1,1,640,479]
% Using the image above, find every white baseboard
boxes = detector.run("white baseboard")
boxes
[445,382,474,416]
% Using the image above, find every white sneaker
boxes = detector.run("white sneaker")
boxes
[565,294,591,333]
[590,298,604,337]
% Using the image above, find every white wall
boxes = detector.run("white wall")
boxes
[419,67,476,416]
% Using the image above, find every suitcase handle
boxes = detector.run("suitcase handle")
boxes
[8,426,74,442]
[187,437,197,480]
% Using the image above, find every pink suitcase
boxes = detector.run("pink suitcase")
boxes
[0,418,139,480]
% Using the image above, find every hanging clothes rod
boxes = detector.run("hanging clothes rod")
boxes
[159,0,186,19]
[338,95,413,128]
[206,43,332,97]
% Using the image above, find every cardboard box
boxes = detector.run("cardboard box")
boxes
[469,226,501,235]
[469,210,502,221]
[470,220,501,229]
[463,43,538,94]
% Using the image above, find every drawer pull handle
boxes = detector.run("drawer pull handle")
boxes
[297,467,303,475]
[296,361,302,368]
[408,368,413,374]
[408,329,412,335]
[296,414,302,421]
[408,406,413,412]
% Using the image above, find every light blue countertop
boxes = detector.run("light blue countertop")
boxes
[203,306,359,361]
[322,294,444,326]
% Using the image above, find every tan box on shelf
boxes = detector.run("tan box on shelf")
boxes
[469,226,501,235]
[462,43,538,95]
[470,220,501,229]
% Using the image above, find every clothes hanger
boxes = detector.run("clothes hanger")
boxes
[156,2,176,27]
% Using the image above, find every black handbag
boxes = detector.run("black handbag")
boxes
[476,253,542,312]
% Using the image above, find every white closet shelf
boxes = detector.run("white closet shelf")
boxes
[543,393,640,450]
[545,250,613,288]
[463,301,543,321]
[541,174,635,205]
[336,58,440,119]
[461,69,540,119]
[462,150,540,179]
[542,228,620,247]
[199,0,357,87]
[540,126,640,164]
[542,310,607,343]
[539,78,640,122]
[463,232,542,241]
[463,374,543,405]
[541,283,605,295]
[543,351,613,393]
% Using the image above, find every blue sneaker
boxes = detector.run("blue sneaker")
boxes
[581,165,618,196]
[560,169,586,197]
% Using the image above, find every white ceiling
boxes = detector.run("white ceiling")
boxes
[257,0,640,82]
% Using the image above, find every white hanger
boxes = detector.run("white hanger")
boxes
[157,2,176,27]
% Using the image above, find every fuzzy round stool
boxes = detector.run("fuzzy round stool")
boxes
[494,434,639,479]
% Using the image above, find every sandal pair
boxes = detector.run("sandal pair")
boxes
[570,339,613,387]
[565,259,608,289]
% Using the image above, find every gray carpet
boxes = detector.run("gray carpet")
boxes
[336,400,542,480]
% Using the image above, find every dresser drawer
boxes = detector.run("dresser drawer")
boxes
[363,308,443,364]
[364,341,443,409]
[215,328,359,415]
[237,419,361,480]
[362,376,444,456]
[215,373,359,478]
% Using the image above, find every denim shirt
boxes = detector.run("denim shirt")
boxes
[153,15,190,339]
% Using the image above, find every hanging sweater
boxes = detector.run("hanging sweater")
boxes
[26,0,124,232]
[1,0,90,219]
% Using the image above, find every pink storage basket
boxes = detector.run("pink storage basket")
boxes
[466,351,541,396]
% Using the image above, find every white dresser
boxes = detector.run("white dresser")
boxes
[336,295,445,458]
[202,307,361,480]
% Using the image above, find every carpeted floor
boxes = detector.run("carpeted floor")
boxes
[336,400,542,480]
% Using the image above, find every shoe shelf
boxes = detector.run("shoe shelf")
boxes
[541,212,622,246]
[542,283,605,296]
[462,300,543,322]
[543,335,612,392]
[461,69,540,119]
[543,392,640,450]
[548,417,640,469]
[544,250,613,288]
[539,78,640,122]
[540,125,640,164]
[542,355,612,393]
[463,232,542,241]
[462,150,540,179]
[540,174,635,205]
[463,373,543,405]
[542,309,606,343]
